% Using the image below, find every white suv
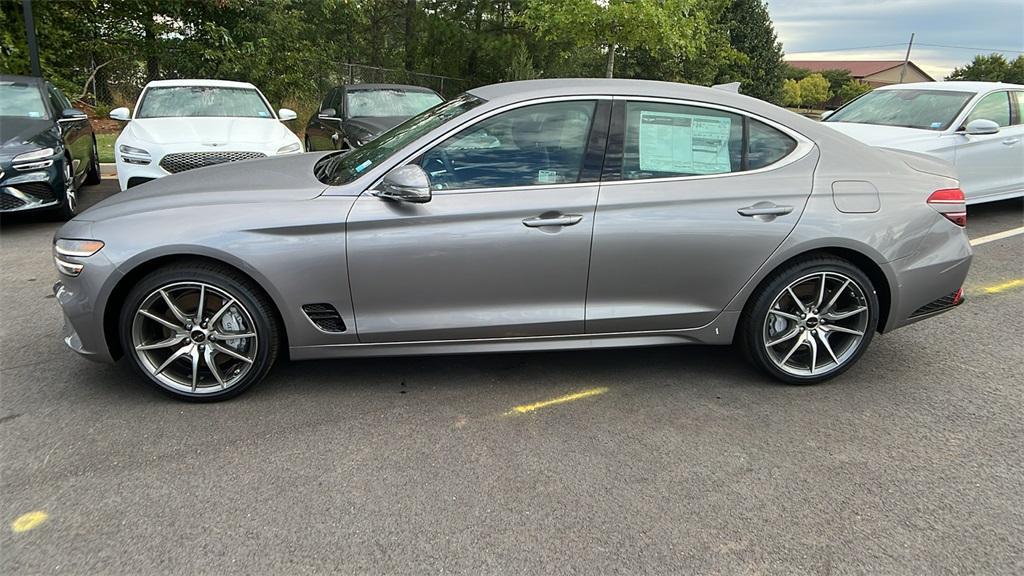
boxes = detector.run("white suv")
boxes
[110,79,303,191]
[822,81,1023,204]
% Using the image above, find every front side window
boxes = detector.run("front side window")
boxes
[418,100,596,190]
[825,89,973,131]
[137,86,273,119]
[622,102,744,179]
[964,91,1010,127]
[346,89,443,118]
[0,81,48,118]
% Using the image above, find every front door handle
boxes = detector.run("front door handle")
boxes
[522,214,583,228]
[1002,138,1020,146]
[737,202,794,217]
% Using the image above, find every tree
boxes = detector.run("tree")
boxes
[727,0,785,103]
[947,53,1024,83]
[782,78,801,107]
[797,73,830,109]
[835,79,871,105]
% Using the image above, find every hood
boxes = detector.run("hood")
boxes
[822,122,945,149]
[76,152,331,222]
[126,116,293,146]
[0,117,58,153]
[344,116,406,140]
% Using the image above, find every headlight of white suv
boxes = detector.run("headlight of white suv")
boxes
[119,144,151,165]
[12,147,56,170]
[276,142,301,155]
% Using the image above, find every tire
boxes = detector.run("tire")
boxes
[304,136,313,152]
[118,261,280,401]
[85,136,101,185]
[55,157,78,221]
[738,256,879,385]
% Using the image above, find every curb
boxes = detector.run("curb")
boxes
[100,163,117,177]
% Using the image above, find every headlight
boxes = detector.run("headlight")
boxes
[53,239,104,277]
[12,147,56,170]
[276,142,301,155]
[119,144,151,165]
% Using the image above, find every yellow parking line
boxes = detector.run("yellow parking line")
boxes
[11,511,48,533]
[507,387,609,415]
[981,278,1024,295]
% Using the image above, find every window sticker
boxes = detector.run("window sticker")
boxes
[638,111,732,174]
[355,160,372,173]
[537,169,558,184]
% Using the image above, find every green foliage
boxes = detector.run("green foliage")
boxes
[797,73,830,108]
[946,53,1024,84]
[819,68,852,93]
[782,78,801,107]
[727,0,785,103]
[835,79,871,105]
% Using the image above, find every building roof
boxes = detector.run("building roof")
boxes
[785,60,935,81]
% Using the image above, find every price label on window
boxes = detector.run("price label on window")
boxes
[638,111,732,174]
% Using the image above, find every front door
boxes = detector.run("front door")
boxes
[955,90,1022,200]
[347,99,607,342]
[586,99,817,332]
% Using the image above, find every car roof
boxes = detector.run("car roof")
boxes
[340,84,440,94]
[874,81,1024,93]
[0,74,45,86]
[144,79,259,89]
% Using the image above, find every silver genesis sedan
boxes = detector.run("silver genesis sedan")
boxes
[54,79,972,400]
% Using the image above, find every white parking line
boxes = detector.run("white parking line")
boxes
[970,226,1024,247]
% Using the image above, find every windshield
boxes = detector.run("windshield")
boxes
[137,86,273,119]
[0,81,48,119]
[347,89,444,118]
[825,89,973,131]
[316,93,484,186]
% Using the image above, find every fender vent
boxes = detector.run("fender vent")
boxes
[302,303,347,333]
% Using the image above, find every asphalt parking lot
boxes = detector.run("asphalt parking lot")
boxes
[2,180,1022,575]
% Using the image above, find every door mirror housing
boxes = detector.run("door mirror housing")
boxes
[819,110,834,121]
[318,108,338,121]
[963,118,999,135]
[278,108,297,122]
[58,108,88,122]
[372,165,432,203]
[110,107,131,121]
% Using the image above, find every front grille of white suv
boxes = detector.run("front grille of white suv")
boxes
[159,151,266,174]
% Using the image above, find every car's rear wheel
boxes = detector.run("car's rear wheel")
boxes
[740,256,878,384]
[304,135,313,152]
[119,262,280,401]
[85,137,101,185]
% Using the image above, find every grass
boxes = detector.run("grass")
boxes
[95,132,118,163]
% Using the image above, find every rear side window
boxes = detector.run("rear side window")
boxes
[619,101,797,180]
[965,92,1010,127]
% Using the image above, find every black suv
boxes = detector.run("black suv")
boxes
[1,75,100,219]
[304,84,443,152]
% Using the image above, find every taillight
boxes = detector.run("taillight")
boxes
[927,188,966,227]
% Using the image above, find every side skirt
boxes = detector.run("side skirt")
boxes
[289,312,740,360]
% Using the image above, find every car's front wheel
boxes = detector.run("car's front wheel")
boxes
[56,158,77,220]
[739,256,879,384]
[119,262,280,401]
[85,137,101,185]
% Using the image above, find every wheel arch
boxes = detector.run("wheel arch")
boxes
[102,252,289,361]
[733,245,895,336]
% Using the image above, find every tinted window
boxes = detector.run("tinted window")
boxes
[826,89,972,130]
[418,100,596,190]
[965,91,1010,127]
[322,89,338,112]
[0,81,48,118]
[46,85,64,115]
[51,85,72,109]
[622,101,743,179]
[748,119,797,170]
[137,86,273,119]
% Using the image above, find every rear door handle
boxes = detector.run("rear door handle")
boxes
[1002,138,1020,146]
[522,214,583,227]
[737,203,794,217]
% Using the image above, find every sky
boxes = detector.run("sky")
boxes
[767,0,1024,80]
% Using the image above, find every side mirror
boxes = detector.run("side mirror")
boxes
[819,110,834,121]
[372,165,431,203]
[58,108,88,122]
[318,108,338,120]
[278,108,297,122]
[963,118,999,135]
[110,107,131,121]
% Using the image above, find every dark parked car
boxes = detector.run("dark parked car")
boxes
[304,84,443,152]
[1,75,100,219]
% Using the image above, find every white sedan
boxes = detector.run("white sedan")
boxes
[110,79,303,191]
[822,81,1024,204]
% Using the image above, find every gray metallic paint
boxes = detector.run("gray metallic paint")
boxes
[55,79,972,366]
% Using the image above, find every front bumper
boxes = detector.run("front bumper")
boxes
[0,156,65,213]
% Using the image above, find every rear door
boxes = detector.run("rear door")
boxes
[586,99,817,332]
[346,98,609,342]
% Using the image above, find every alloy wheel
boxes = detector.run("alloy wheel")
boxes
[130,281,259,395]
[762,271,870,377]
[63,162,77,214]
